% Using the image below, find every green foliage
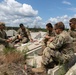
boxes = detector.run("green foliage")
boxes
[6,26,69,32]
[6,26,47,32]
[22,49,28,60]
[7,26,18,31]
[29,28,47,32]
[3,47,16,55]
[20,45,29,59]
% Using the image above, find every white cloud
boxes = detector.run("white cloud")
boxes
[0,0,76,28]
[0,0,38,27]
[62,1,71,5]
[31,16,44,28]
[73,14,76,17]
[47,15,76,28]
[36,16,42,21]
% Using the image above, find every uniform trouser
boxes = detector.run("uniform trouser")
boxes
[21,37,29,43]
[42,47,74,65]
[0,42,14,48]
[73,42,76,53]
[0,44,5,51]
[12,36,29,44]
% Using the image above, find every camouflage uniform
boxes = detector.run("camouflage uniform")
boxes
[42,30,56,46]
[0,24,13,47]
[17,28,32,43]
[0,29,8,46]
[68,29,76,52]
[42,30,74,65]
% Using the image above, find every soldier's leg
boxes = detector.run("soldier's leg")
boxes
[21,37,29,43]
[0,44,5,51]
[40,39,47,54]
[52,50,74,64]
[73,42,76,53]
[42,47,53,65]
[0,41,14,48]
[0,41,9,47]
[8,43,14,48]
[42,50,68,65]
[11,35,19,45]
[32,47,55,73]
[42,47,59,69]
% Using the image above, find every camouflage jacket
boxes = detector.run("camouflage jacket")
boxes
[46,30,56,37]
[17,28,32,40]
[47,30,73,54]
[0,30,8,43]
[68,29,76,42]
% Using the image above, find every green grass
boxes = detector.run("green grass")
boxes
[3,47,16,55]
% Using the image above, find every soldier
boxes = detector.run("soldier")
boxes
[12,23,33,44]
[42,23,56,47]
[68,18,76,52]
[0,22,12,47]
[32,22,74,73]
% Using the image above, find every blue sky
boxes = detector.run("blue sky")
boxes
[17,0,76,17]
[0,0,76,28]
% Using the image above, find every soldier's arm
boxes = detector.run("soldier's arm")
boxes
[0,32,6,42]
[45,31,49,36]
[26,29,32,40]
[44,31,50,39]
[73,38,76,42]
[5,32,8,39]
[0,37,6,42]
[0,36,11,43]
[47,35,64,49]
[68,30,76,41]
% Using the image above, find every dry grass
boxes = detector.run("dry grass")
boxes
[0,51,26,65]
[0,55,5,65]
[0,47,27,64]
[4,51,25,64]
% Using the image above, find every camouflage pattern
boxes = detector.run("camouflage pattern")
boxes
[0,23,14,48]
[42,30,56,46]
[68,29,76,52]
[17,28,31,39]
[46,30,56,36]
[12,28,32,44]
[0,29,13,47]
[42,30,74,65]
[68,29,76,41]
[0,29,8,46]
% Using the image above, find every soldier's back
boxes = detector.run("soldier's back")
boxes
[68,29,76,52]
